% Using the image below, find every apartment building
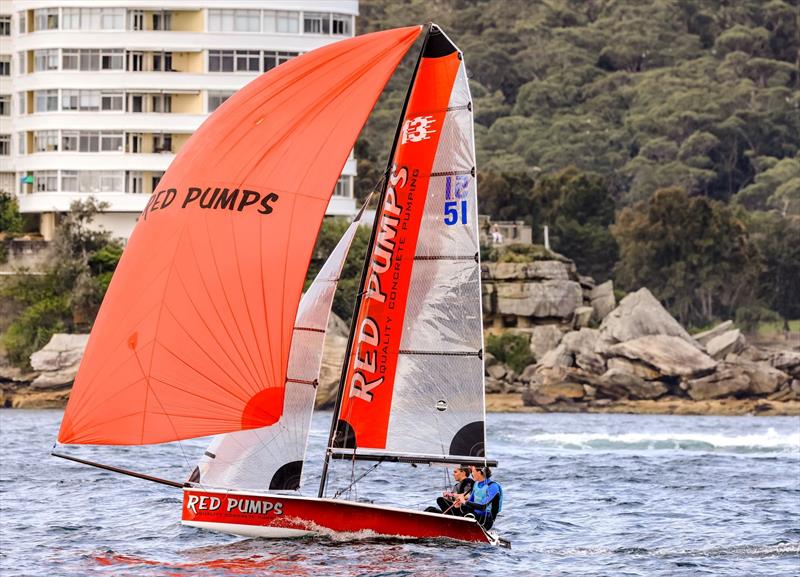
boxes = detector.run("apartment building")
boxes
[2,1,359,240]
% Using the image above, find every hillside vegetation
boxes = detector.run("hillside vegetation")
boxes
[355,0,799,327]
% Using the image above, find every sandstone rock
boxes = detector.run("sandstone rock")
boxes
[484,352,499,368]
[770,351,800,378]
[523,382,585,405]
[485,377,505,394]
[590,280,616,322]
[600,369,669,400]
[609,335,717,378]
[597,288,697,351]
[706,329,745,359]
[525,260,576,281]
[519,364,538,383]
[573,306,594,329]
[0,366,37,383]
[687,369,750,401]
[737,362,790,396]
[561,328,600,356]
[583,384,597,399]
[606,357,661,380]
[29,333,89,372]
[538,344,573,368]
[495,280,582,319]
[692,321,734,346]
[529,325,565,360]
[486,363,508,381]
[575,353,606,374]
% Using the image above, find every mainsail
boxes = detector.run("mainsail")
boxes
[57,26,422,446]
[192,209,364,492]
[331,28,486,463]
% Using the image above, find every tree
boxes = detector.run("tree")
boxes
[2,199,123,366]
[0,192,23,234]
[613,187,760,324]
[750,212,800,329]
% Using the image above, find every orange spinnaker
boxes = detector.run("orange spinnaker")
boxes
[58,26,422,445]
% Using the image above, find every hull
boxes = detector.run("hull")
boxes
[181,488,492,544]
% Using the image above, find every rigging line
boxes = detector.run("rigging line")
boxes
[333,460,383,500]
[429,169,474,177]
[413,255,476,261]
[398,350,482,357]
[294,326,326,333]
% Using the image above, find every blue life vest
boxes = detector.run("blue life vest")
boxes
[470,479,503,518]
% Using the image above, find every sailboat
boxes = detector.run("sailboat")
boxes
[54,24,506,546]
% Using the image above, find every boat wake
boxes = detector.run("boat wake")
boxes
[525,429,800,453]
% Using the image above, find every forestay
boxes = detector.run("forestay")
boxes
[333,29,486,462]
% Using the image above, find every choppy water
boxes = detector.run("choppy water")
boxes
[1,410,798,576]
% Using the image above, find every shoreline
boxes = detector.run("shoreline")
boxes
[3,389,799,417]
[484,393,800,416]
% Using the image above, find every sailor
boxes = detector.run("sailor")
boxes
[454,465,503,530]
[425,466,474,515]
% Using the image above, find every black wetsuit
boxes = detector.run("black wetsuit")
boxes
[426,477,474,515]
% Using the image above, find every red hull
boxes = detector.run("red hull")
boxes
[181,488,491,544]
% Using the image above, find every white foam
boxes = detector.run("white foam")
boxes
[525,428,800,452]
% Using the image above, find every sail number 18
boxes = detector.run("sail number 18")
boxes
[444,175,470,226]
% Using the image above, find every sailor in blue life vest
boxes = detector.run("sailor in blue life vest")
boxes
[425,465,474,515]
[453,465,503,530]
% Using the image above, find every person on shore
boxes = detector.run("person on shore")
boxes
[453,465,502,529]
[425,466,474,515]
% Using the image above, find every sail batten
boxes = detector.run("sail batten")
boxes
[58,26,422,446]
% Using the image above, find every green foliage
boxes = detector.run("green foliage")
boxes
[0,192,24,236]
[612,187,760,324]
[495,243,564,263]
[748,212,800,323]
[735,305,780,334]
[1,199,123,367]
[305,217,371,323]
[3,296,69,366]
[486,332,533,373]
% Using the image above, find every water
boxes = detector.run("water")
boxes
[1,410,798,576]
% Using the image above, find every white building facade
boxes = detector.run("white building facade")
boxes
[2,1,359,240]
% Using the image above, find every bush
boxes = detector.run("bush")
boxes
[735,306,780,334]
[486,332,533,373]
[3,297,70,367]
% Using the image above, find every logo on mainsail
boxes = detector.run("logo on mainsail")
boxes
[400,115,437,144]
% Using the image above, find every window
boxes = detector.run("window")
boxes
[263,51,298,72]
[209,9,259,32]
[79,132,100,152]
[101,9,124,30]
[304,12,329,35]
[128,133,142,152]
[153,133,172,153]
[35,131,59,152]
[62,49,78,70]
[80,49,100,71]
[236,50,260,72]
[0,135,10,156]
[35,171,58,192]
[61,131,78,151]
[101,92,124,111]
[129,10,144,31]
[208,50,232,72]
[334,176,352,197]
[62,90,101,111]
[18,12,26,34]
[129,94,143,113]
[264,10,298,33]
[34,8,59,31]
[0,56,10,76]
[101,133,123,152]
[34,49,59,71]
[0,15,10,36]
[18,51,25,74]
[208,91,234,112]
[128,171,142,194]
[62,8,80,29]
[153,52,173,72]
[0,95,9,116]
[332,14,351,36]
[61,90,79,110]
[35,90,58,112]
[62,8,124,30]
[128,51,144,71]
[152,11,171,31]
[17,92,25,114]
[61,170,78,191]
[18,134,25,155]
[151,94,172,113]
[101,49,124,70]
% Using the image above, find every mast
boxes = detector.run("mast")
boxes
[318,24,435,499]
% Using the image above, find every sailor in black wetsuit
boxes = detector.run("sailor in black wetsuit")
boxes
[426,466,474,515]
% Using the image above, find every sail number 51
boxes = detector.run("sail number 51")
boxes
[444,175,470,226]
